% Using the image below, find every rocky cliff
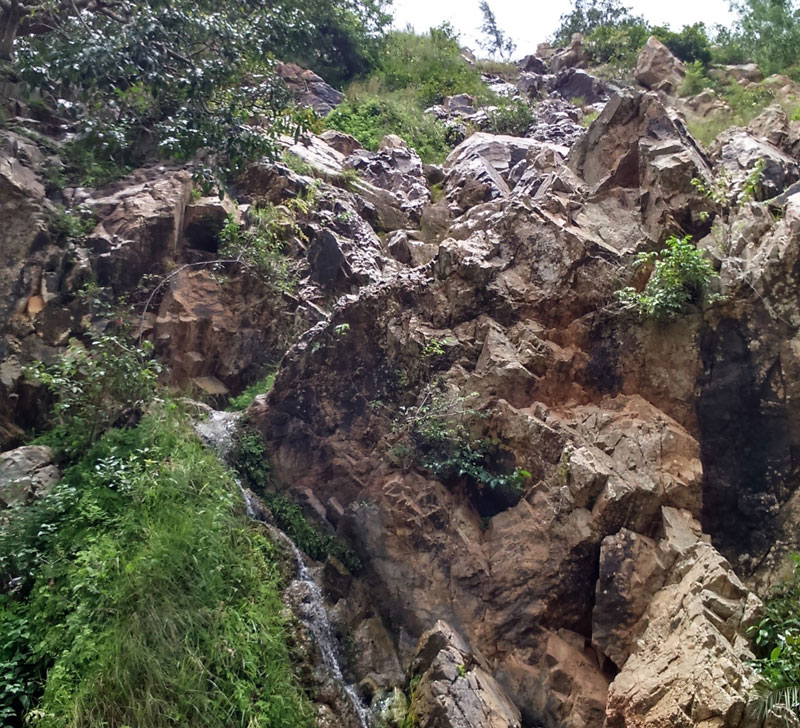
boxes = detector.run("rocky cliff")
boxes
[3,38,800,728]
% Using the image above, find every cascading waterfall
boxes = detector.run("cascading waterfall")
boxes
[195,408,370,728]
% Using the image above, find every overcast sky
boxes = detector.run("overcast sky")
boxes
[391,0,736,57]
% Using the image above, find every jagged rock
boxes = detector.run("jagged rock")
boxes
[635,36,686,93]
[409,621,521,728]
[550,68,614,105]
[0,445,59,510]
[551,33,588,74]
[276,62,343,115]
[723,63,764,84]
[748,105,790,150]
[320,129,363,157]
[605,509,762,728]
[518,54,548,75]
[714,128,800,198]
[83,168,193,290]
[346,139,431,224]
[516,72,544,100]
[444,133,568,213]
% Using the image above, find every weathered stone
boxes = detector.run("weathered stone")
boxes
[409,621,521,728]
[635,36,686,93]
[276,62,343,115]
[0,445,59,510]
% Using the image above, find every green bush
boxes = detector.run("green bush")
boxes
[265,494,362,572]
[616,235,719,321]
[375,25,489,107]
[325,93,450,163]
[656,22,713,66]
[486,98,535,136]
[392,384,530,500]
[218,202,302,292]
[0,405,314,727]
[750,554,800,720]
[586,21,651,67]
[27,334,161,456]
[47,205,96,246]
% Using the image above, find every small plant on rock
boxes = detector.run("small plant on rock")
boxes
[616,235,719,321]
[391,383,530,500]
[691,160,764,253]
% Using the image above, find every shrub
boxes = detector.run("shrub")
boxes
[616,235,719,321]
[218,202,302,292]
[47,204,96,246]
[656,22,713,66]
[375,25,489,107]
[265,494,362,572]
[486,98,535,136]
[325,93,450,163]
[680,60,712,97]
[691,159,764,251]
[750,554,800,720]
[26,334,161,455]
[392,384,530,502]
[0,405,314,726]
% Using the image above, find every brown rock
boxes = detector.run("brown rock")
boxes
[635,37,686,93]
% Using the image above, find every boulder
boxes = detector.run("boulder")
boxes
[276,62,343,115]
[444,133,568,213]
[635,36,686,93]
[714,128,800,198]
[518,54,548,75]
[551,33,588,74]
[346,141,431,225]
[0,445,59,510]
[320,129,363,157]
[550,68,613,105]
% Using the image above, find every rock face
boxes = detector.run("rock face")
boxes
[408,621,522,728]
[635,36,686,93]
[248,89,782,727]
[5,53,800,728]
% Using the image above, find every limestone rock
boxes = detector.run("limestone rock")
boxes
[635,37,686,93]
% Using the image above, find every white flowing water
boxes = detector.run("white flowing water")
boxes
[195,408,370,728]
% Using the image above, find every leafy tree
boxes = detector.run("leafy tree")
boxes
[478,1,516,61]
[731,0,800,74]
[554,0,645,43]
[655,22,713,65]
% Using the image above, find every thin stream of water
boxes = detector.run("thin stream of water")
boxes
[195,409,369,728]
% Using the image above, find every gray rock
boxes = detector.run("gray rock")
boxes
[0,445,59,510]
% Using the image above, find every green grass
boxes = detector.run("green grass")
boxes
[0,404,313,728]
[325,90,452,163]
[228,372,277,411]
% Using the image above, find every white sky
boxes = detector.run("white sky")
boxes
[391,0,736,57]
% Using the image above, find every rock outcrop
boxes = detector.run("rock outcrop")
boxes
[635,36,686,93]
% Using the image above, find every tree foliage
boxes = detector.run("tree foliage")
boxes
[4,0,390,185]
[477,1,516,61]
[731,0,800,75]
[554,0,644,43]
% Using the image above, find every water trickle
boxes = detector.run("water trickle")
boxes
[195,408,370,728]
